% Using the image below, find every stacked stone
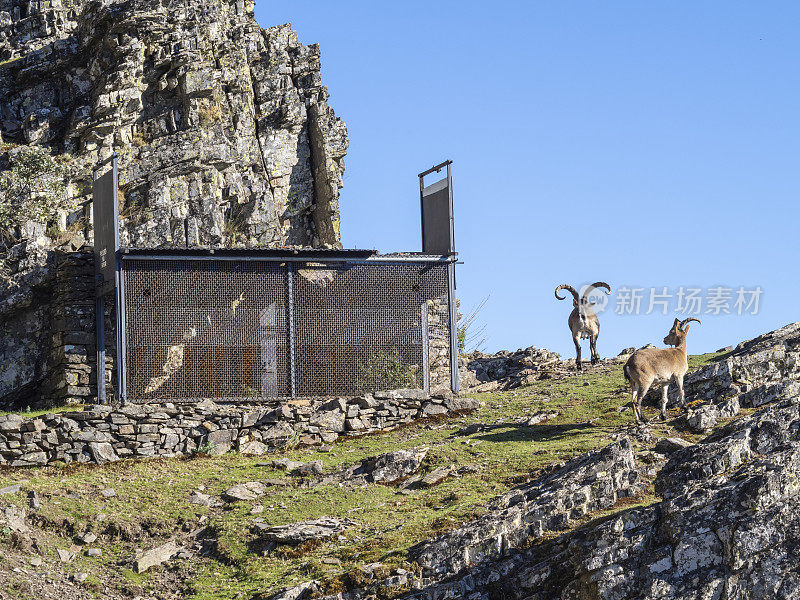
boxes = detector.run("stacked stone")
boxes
[463,346,563,390]
[0,392,480,468]
[426,297,452,391]
[37,250,110,407]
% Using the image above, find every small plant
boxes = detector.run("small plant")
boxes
[195,441,217,455]
[198,102,223,126]
[45,221,63,240]
[356,348,418,391]
[0,145,70,246]
[130,131,148,147]
[457,296,489,354]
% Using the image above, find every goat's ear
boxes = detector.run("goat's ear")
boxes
[673,318,680,327]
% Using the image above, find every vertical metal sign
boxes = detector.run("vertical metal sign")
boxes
[419,160,459,393]
[92,154,120,404]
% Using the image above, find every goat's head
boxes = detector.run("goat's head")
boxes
[555,282,612,310]
[664,318,701,346]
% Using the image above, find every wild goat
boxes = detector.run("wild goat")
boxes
[623,317,701,424]
[554,282,612,369]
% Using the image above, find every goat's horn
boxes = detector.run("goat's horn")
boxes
[582,281,612,300]
[680,318,701,328]
[554,284,579,301]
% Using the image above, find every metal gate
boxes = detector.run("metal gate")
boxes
[120,254,454,403]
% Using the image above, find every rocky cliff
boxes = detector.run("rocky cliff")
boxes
[0,0,348,407]
[402,397,800,600]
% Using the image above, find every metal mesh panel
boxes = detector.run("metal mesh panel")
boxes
[293,263,449,397]
[124,259,289,402]
[122,258,451,402]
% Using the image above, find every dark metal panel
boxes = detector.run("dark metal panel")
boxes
[420,162,455,256]
[92,168,118,297]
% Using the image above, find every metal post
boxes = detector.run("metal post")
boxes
[92,163,107,405]
[95,291,106,404]
[421,302,430,396]
[287,262,297,398]
[447,260,459,394]
[110,155,126,404]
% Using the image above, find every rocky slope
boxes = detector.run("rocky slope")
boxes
[403,396,800,600]
[394,325,800,600]
[0,0,348,406]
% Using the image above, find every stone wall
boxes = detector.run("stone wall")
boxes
[0,391,480,468]
[0,0,348,408]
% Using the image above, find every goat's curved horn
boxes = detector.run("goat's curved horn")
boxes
[554,284,579,301]
[582,281,612,300]
[680,318,701,329]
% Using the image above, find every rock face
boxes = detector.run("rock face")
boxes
[671,322,800,412]
[408,439,640,583]
[0,0,348,407]
[403,397,800,600]
[463,346,563,391]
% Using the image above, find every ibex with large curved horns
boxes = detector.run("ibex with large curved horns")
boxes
[623,317,701,424]
[554,282,612,370]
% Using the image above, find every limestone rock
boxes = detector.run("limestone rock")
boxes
[189,491,222,508]
[654,437,693,455]
[239,440,268,456]
[359,448,428,484]
[411,397,800,600]
[255,517,353,545]
[135,541,181,573]
[223,482,267,502]
[686,404,719,432]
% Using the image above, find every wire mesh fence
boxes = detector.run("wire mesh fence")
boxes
[121,257,453,403]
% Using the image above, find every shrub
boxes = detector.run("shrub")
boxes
[357,348,418,391]
[0,146,70,245]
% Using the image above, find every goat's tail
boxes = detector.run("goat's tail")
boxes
[623,364,631,383]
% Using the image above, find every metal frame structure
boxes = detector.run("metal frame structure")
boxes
[118,251,455,403]
[92,154,121,404]
[92,160,460,404]
[419,160,459,393]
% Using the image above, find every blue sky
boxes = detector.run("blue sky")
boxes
[256,2,800,358]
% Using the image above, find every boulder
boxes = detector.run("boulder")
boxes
[358,448,428,484]
[255,517,353,544]
[223,482,267,502]
[135,541,181,573]
[654,437,693,455]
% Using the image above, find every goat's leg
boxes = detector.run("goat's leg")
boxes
[636,383,651,424]
[660,385,669,421]
[573,335,582,370]
[590,335,599,365]
[630,386,641,423]
[676,375,686,409]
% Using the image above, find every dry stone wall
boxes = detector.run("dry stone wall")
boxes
[0,391,480,468]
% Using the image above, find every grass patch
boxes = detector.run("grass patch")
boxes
[0,404,84,418]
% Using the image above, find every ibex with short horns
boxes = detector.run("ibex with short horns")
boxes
[554,282,612,370]
[623,317,701,424]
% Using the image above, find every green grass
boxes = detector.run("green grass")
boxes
[0,353,729,599]
[0,404,84,418]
